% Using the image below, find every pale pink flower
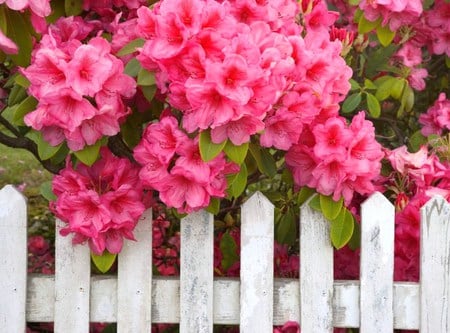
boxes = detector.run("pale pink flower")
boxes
[419,93,450,136]
[0,28,18,54]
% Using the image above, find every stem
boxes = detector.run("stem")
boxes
[0,131,63,174]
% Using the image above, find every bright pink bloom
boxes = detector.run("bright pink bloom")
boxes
[52,148,145,255]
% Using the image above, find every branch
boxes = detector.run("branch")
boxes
[108,134,136,163]
[0,131,63,174]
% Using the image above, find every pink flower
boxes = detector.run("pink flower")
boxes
[52,148,145,255]
[0,28,18,54]
[419,93,450,136]
[313,117,352,161]
[66,38,114,96]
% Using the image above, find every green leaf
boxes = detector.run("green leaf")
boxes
[366,45,399,77]
[401,83,414,113]
[14,74,30,88]
[363,79,377,90]
[348,0,360,5]
[375,76,395,101]
[330,208,355,249]
[408,130,427,152]
[223,141,249,165]
[8,84,27,106]
[220,232,239,271]
[141,85,157,102]
[349,79,361,91]
[73,140,102,166]
[26,130,63,160]
[358,15,380,34]
[308,194,321,212]
[296,187,316,206]
[376,24,395,47]
[248,143,277,178]
[390,78,405,100]
[116,38,145,57]
[0,6,6,34]
[91,251,117,274]
[276,208,296,245]
[13,96,37,126]
[342,92,361,113]
[366,92,381,118]
[124,58,142,77]
[4,8,33,66]
[227,163,247,198]
[319,194,343,221]
[137,68,156,86]
[446,56,450,68]
[348,219,361,250]
[65,0,83,16]
[205,197,220,215]
[199,130,227,162]
[40,180,56,201]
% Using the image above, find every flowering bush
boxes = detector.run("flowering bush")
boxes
[0,0,449,331]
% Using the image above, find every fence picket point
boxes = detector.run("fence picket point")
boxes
[180,210,214,333]
[54,218,91,333]
[360,192,394,332]
[0,185,27,332]
[240,191,274,332]
[420,196,450,332]
[300,197,334,332]
[117,209,153,332]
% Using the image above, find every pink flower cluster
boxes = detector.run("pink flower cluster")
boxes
[419,93,450,136]
[385,145,450,281]
[27,235,54,274]
[136,0,351,147]
[286,112,384,204]
[359,0,422,31]
[51,148,146,255]
[0,0,51,17]
[134,115,239,213]
[153,213,180,275]
[22,17,136,151]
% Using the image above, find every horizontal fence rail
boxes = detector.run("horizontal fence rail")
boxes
[1,184,450,332]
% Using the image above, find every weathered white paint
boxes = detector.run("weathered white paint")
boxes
[4,189,450,331]
[394,282,419,329]
[180,210,214,333]
[420,196,450,332]
[26,275,423,329]
[54,218,91,333]
[240,191,274,332]
[300,197,334,332]
[117,209,153,333]
[0,185,27,332]
[360,192,394,332]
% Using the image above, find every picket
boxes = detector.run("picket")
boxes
[54,218,91,333]
[0,185,27,332]
[420,196,450,332]
[2,184,450,331]
[117,209,153,332]
[299,198,333,332]
[180,210,214,333]
[240,192,274,332]
[360,192,394,332]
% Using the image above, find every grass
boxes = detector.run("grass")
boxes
[0,143,55,238]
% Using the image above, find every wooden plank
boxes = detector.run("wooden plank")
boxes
[117,209,153,333]
[54,218,91,333]
[394,282,419,329]
[420,196,450,332]
[26,275,422,329]
[360,192,395,332]
[300,197,333,332]
[180,210,214,333]
[333,281,359,328]
[240,192,274,332]
[0,185,27,332]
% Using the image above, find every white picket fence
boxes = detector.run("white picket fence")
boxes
[1,184,450,332]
